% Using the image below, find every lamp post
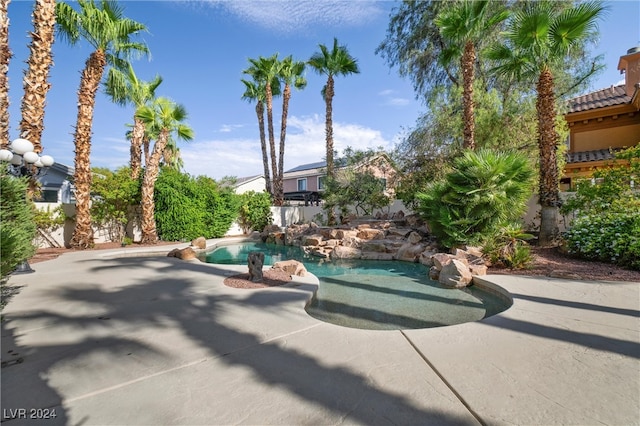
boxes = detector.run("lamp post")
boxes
[0,138,55,274]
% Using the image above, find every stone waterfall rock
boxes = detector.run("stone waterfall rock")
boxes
[438,259,473,288]
[272,260,307,277]
[191,237,206,249]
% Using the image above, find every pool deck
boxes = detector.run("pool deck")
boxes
[1,238,638,425]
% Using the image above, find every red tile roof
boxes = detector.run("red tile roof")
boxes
[567,84,630,113]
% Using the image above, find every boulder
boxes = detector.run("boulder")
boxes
[469,264,488,276]
[429,266,440,281]
[439,259,473,288]
[357,228,385,240]
[396,243,424,262]
[335,229,359,239]
[265,232,284,245]
[272,260,307,277]
[303,234,324,246]
[361,241,387,253]
[419,250,438,266]
[431,253,453,270]
[342,236,362,248]
[331,246,362,259]
[386,227,412,238]
[408,231,422,244]
[191,237,206,249]
[360,252,394,261]
[167,247,197,261]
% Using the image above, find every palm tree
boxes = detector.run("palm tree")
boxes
[19,0,56,153]
[435,0,508,150]
[241,79,272,196]
[490,1,605,246]
[275,55,306,206]
[0,0,12,149]
[243,55,281,200]
[136,97,193,244]
[308,38,359,224]
[56,0,148,249]
[105,63,162,179]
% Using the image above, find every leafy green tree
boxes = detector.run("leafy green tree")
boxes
[435,0,508,150]
[56,0,149,249]
[91,166,140,242]
[489,0,606,245]
[237,191,273,234]
[416,149,534,248]
[322,148,392,217]
[1,175,36,278]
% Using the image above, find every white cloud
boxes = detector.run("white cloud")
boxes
[204,0,384,32]
[387,98,410,106]
[219,124,244,133]
[180,114,392,179]
[378,89,411,107]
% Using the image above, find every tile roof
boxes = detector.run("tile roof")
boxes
[566,149,617,164]
[567,84,630,113]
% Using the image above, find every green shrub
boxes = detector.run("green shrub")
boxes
[1,175,37,278]
[416,149,535,248]
[154,168,239,241]
[238,191,273,233]
[482,223,534,269]
[564,213,640,270]
[91,167,141,242]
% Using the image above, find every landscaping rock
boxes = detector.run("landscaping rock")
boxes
[429,266,440,280]
[439,259,473,288]
[303,235,324,246]
[419,250,438,266]
[191,236,206,249]
[167,247,197,261]
[432,253,453,270]
[360,252,394,261]
[357,228,385,240]
[396,243,424,262]
[331,246,362,259]
[469,264,488,276]
[272,260,307,277]
[408,231,422,244]
[361,241,387,253]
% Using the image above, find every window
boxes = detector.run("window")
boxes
[33,189,59,203]
[297,178,307,191]
[318,176,326,190]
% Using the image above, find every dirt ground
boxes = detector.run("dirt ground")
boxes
[29,241,640,283]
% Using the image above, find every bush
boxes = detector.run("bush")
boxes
[238,191,273,233]
[154,168,239,241]
[91,167,141,242]
[416,149,535,248]
[482,223,534,269]
[564,213,640,270]
[1,175,36,278]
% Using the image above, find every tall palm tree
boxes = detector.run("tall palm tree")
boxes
[241,79,272,196]
[435,0,508,150]
[244,55,281,200]
[308,38,359,224]
[105,63,162,179]
[490,1,605,245]
[275,55,306,205]
[308,38,360,180]
[19,0,56,153]
[56,0,148,249]
[0,0,12,149]
[136,97,193,244]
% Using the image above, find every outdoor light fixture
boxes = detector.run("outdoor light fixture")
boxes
[1,138,55,274]
[0,138,55,178]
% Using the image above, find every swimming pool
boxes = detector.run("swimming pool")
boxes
[203,242,511,330]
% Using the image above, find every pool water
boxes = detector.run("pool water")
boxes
[204,242,511,330]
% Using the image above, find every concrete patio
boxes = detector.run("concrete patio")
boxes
[1,239,638,425]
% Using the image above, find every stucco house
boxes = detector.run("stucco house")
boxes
[230,174,267,194]
[562,46,640,189]
[282,153,397,205]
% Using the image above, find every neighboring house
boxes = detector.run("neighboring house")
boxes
[34,162,74,205]
[231,174,266,194]
[282,153,397,205]
[562,46,640,189]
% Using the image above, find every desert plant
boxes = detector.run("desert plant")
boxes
[483,223,534,269]
[416,149,534,248]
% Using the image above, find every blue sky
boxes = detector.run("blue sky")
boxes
[6,0,640,179]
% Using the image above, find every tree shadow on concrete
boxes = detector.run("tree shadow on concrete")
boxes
[2,255,478,425]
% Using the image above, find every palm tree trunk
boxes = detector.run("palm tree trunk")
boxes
[325,75,336,226]
[265,82,279,204]
[19,0,55,153]
[0,0,11,149]
[70,50,106,249]
[130,117,145,179]
[461,40,475,150]
[536,67,560,246]
[143,135,150,167]
[140,131,167,244]
[256,101,271,196]
[276,83,291,206]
